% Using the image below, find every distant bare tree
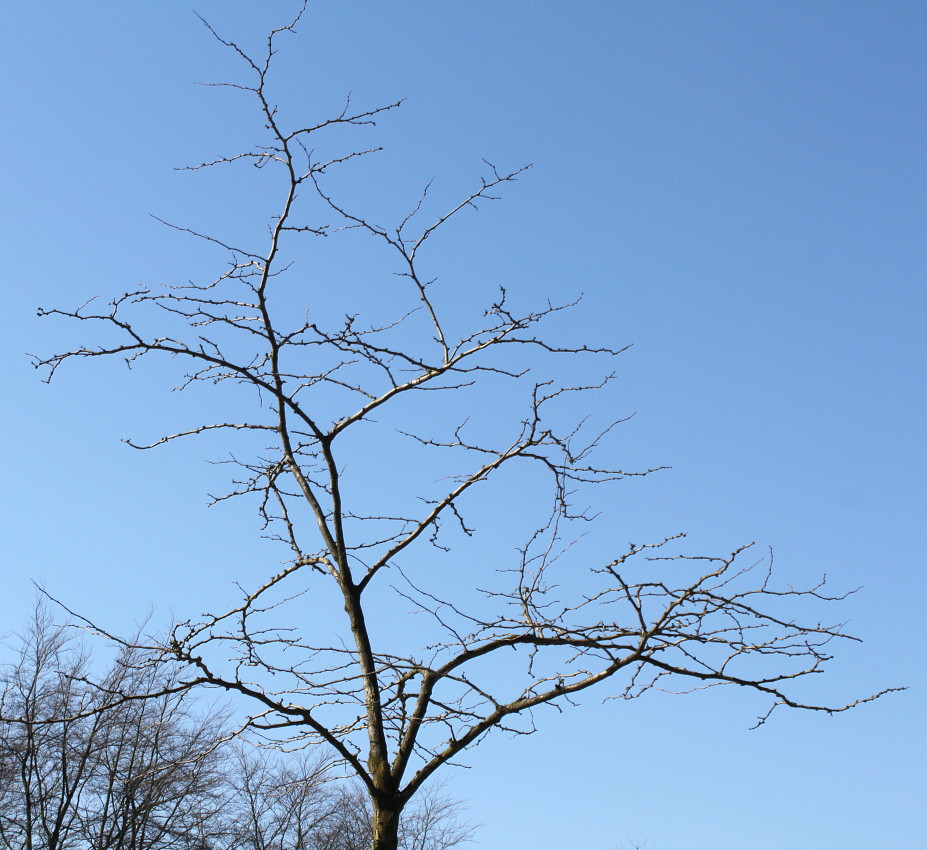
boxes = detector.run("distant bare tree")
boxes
[78,665,229,849]
[0,604,99,850]
[0,604,228,850]
[33,6,896,849]
[223,748,336,850]
[391,787,474,850]
[617,838,652,850]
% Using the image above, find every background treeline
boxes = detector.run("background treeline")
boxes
[0,605,473,850]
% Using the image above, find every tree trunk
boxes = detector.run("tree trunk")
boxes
[371,801,401,850]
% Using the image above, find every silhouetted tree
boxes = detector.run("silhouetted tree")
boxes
[0,604,228,849]
[33,6,893,849]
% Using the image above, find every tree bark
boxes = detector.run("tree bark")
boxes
[371,800,401,850]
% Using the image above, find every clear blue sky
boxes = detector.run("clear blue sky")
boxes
[2,3,925,848]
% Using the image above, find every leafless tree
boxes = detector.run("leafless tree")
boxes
[0,604,229,850]
[617,838,653,850]
[78,667,230,850]
[32,6,896,850]
[223,748,338,850]
[0,604,98,850]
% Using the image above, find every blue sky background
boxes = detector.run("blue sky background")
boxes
[2,3,925,848]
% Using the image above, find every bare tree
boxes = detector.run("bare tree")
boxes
[0,604,99,850]
[0,604,229,850]
[78,665,230,850]
[223,748,337,850]
[32,7,896,850]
